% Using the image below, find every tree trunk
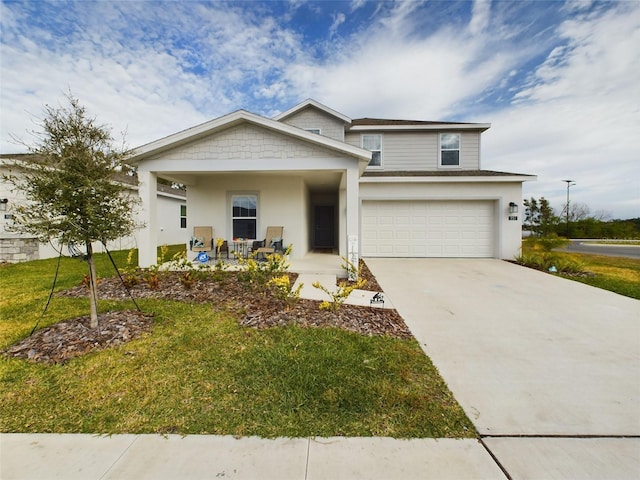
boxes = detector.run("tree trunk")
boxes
[86,242,99,329]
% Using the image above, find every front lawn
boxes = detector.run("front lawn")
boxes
[561,253,640,299]
[517,239,640,300]
[0,250,474,438]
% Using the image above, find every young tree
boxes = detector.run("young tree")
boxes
[523,197,558,236]
[4,94,140,329]
[538,197,557,236]
[523,197,540,234]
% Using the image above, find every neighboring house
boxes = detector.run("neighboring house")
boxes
[0,154,186,262]
[129,99,536,268]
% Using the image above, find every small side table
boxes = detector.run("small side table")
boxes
[232,239,250,258]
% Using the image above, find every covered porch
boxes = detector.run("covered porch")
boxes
[136,165,361,268]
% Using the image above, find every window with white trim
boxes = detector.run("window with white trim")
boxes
[305,128,321,135]
[232,194,257,239]
[440,133,460,167]
[180,205,187,229]
[362,134,382,167]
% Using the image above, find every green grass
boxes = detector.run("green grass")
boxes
[519,242,640,300]
[561,253,640,299]
[0,250,474,438]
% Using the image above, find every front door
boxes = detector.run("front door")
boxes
[314,205,335,248]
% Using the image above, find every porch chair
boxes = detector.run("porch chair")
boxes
[216,240,229,259]
[251,226,284,258]
[191,226,214,253]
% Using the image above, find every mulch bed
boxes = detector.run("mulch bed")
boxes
[5,310,153,365]
[5,262,410,365]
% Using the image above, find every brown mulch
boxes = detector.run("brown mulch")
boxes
[5,263,410,365]
[5,310,153,365]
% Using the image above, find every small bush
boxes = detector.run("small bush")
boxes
[314,278,367,312]
[516,236,585,275]
[122,248,140,288]
[552,256,585,274]
[267,274,303,307]
[144,265,160,290]
[236,245,292,291]
[524,234,570,253]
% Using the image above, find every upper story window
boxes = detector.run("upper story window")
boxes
[362,134,382,167]
[232,194,257,239]
[440,133,460,167]
[305,128,321,135]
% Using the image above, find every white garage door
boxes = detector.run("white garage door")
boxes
[361,200,494,257]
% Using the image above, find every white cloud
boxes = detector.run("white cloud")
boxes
[330,12,346,37]
[0,2,310,149]
[469,0,492,36]
[483,3,640,218]
[282,2,520,121]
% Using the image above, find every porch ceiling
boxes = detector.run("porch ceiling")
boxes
[158,170,344,190]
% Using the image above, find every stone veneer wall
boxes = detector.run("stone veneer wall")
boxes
[0,236,39,263]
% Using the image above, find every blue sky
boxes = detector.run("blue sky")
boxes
[1,0,639,219]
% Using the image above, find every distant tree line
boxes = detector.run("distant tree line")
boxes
[523,197,640,239]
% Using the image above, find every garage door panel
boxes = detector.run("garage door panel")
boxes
[362,200,494,258]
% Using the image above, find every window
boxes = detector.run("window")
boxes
[232,194,257,239]
[362,134,382,167]
[440,133,460,167]
[180,205,187,229]
[305,128,321,135]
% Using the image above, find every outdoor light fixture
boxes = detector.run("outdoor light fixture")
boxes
[0,198,7,212]
[509,202,518,214]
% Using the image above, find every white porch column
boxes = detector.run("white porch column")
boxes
[137,170,158,268]
[346,165,360,278]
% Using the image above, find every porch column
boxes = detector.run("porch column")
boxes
[346,165,359,278]
[137,170,158,268]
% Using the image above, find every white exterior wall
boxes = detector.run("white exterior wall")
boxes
[345,131,481,171]
[188,174,309,258]
[0,161,185,262]
[359,180,524,259]
[281,108,346,142]
[157,193,187,246]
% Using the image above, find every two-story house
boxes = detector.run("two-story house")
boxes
[129,99,535,267]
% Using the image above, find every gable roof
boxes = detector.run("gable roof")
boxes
[272,98,352,124]
[128,109,370,164]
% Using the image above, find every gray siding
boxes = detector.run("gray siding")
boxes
[345,131,481,171]
[280,107,345,142]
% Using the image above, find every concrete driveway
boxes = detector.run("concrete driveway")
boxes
[366,258,640,477]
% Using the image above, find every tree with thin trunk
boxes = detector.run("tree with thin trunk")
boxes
[3,94,140,329]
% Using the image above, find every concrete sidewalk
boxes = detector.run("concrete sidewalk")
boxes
[1,434,504,480]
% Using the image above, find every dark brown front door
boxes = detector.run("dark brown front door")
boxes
[314,205,335,248]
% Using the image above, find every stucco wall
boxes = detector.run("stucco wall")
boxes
[187,174,309,258]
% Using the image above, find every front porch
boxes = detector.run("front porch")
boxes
[180,250,346,277]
